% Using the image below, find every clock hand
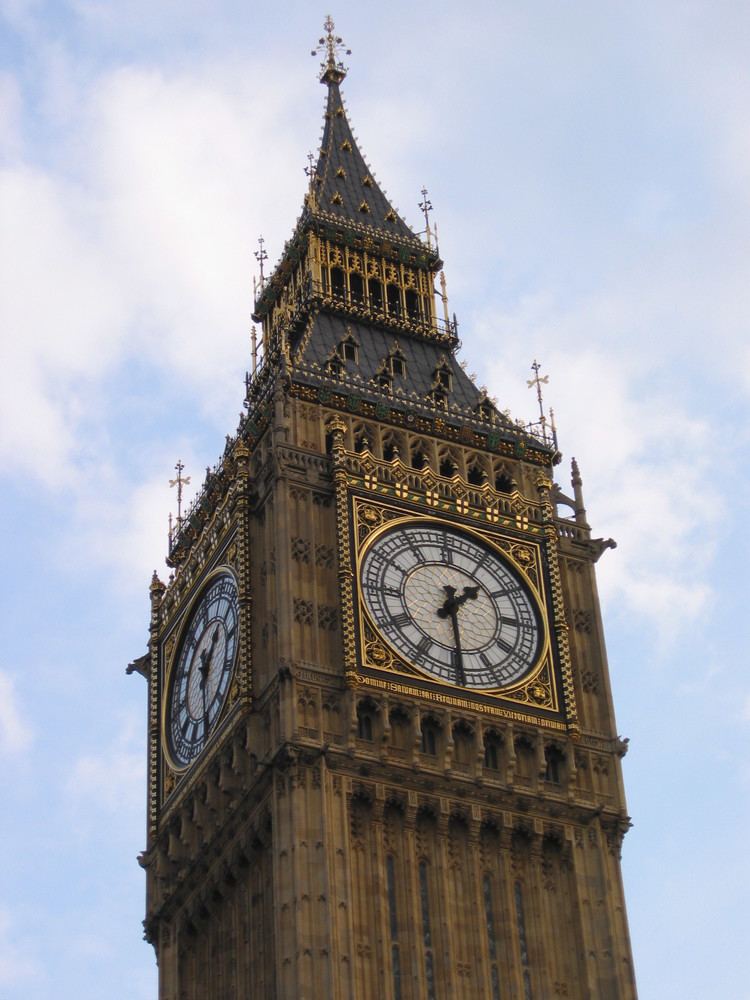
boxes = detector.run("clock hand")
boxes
[198,628,221,741]
[437,584,478,686]
[199,648,210,742]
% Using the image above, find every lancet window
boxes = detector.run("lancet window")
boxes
[317,237,433,325]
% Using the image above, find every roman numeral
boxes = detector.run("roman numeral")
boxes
[414,636,432,662]
[392,612,411,628]
[499,615,518,628]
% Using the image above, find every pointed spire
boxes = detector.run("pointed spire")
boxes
[308,18,420,244]
[570,457,589,528]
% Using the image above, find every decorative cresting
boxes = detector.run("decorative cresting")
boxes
[329,418,358,675]
[537,472,580,737]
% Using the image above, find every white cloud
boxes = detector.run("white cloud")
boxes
[0,53,314,492]
[0,672,32,755]
[0,907,38,987]
[63,457,196,590]
[475,298,721,641]
[66,710,144,814]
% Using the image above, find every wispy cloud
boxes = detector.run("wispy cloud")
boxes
[0,672,32,755]
[65,710,144,815]
[0,907,38,988]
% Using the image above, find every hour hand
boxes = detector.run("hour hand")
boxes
[437,585,457,618]
[199,648,209,677]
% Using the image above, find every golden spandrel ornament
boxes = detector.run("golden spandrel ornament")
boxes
[354,497,407,544]
[163,765,178,799]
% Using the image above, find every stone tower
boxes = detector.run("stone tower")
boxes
[136,20,637,1000]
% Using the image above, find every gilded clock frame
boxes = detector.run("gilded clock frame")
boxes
[357,508,552,691]
[160,564,242,775]
[344,492,566,725]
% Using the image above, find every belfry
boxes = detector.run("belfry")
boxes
[136,19,638,999]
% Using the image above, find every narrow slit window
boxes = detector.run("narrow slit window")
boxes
[419,861,436,1000]
[483,874,502,1000]
[514,881,532,1000]
[386,856,402,1000]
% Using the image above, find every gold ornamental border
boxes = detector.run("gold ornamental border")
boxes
[160,565,241,776]
[349,496,560,714]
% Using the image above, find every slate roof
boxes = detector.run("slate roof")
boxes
[312,80,417,244]
[295,313,515,427]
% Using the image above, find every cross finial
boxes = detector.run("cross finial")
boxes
[169,459,191,523]
[305,151,316,178]
[418,186,434,248]
[312,16,351,85]
[527,359,552,443]
[254,235,268,287]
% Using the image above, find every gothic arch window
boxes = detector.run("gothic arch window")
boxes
[452,720,475,765]
[495,470,513,493]
[353,422,373,454]
[438,448,458,478]
[349,271,364,303]
[330,266,345,298]
[387,346,407,378]
[467,461,485,486]
[420,716,441,756]
[356,698,378,742]
[389,706,411,750]
[339,332,358,363]
[386,283,402,317]
[405,287,421,320]
[483,729,502,771]
[382,432,404,462]
[368,277,383,310]
[433,360,452,390]
[514,735,536,780]
[410,439,429,471]
[544,744,565,785]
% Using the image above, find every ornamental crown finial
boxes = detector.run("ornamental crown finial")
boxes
[312,15,351,85]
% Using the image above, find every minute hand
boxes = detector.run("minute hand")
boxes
[437,585,479,686]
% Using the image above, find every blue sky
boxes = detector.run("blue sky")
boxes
[1,2,749,997]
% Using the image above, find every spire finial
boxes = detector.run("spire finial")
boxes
[254,235,268,288]
[526,359,553,445]
[169,459,191,523]
[312,16,351,85]
[418,186,434,248]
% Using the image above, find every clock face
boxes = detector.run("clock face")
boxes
[360,522,543,690]
[166,572,239,767]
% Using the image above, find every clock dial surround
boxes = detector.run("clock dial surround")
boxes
[166,571,239,768]
[359,521,544,690]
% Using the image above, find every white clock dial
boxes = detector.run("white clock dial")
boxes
[360,522,542,689]
[166,572,239,767]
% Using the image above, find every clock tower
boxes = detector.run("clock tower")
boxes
[137,20,637,999]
